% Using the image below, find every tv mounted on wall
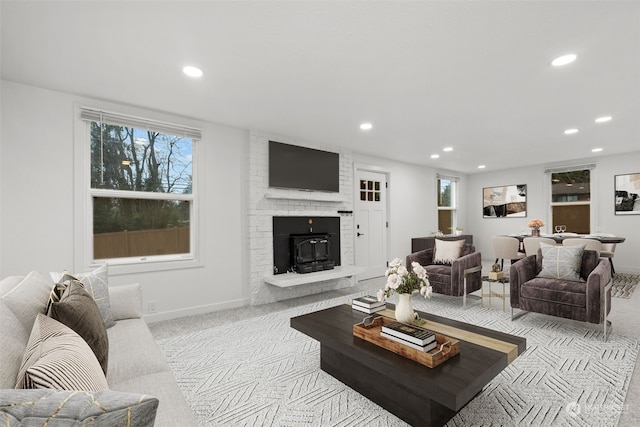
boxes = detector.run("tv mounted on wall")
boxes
[268,140,340,193]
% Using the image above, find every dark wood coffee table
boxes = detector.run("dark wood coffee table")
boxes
[290,304,526,427]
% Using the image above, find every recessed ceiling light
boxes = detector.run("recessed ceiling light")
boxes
[595,116,612,123]
[443,147,453,152]
[551,54,577,67]
[360,123,373,130]
[183,66,204,78]
[430,154,440,159]
[478,165,486,169]
[564,128,579,135]
[592,148,603,152]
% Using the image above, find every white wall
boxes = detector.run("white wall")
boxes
[352,152,469,259]
[0,81,249,320]
[467,153,640,273]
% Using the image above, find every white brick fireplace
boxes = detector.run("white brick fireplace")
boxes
[248,131,357,305]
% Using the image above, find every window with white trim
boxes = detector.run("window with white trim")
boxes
[80,107,201,265]
[547,165,593,234]
[437,174,458,234]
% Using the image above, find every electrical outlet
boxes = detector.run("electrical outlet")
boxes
[148,300,158,314]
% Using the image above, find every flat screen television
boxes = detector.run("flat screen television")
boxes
[269,140,340,192]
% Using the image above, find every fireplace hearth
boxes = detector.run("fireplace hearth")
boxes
[273,217,341,274]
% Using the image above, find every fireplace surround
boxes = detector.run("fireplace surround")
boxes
[273,216,341,274]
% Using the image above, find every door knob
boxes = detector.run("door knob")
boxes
[357,232,365,237]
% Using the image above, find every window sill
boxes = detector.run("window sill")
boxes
[94,257,203,276]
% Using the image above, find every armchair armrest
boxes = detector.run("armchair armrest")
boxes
[585,259,612,324]
[509,255,537,308]
[406,248,434,270]
[451,251,482,295]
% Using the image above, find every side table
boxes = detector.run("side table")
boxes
[481,275,509,312]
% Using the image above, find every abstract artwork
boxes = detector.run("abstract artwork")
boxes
[615,173,640,215]
[483,184,527,218]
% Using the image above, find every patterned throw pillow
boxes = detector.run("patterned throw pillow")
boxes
[45,272,79,315]
[537,243,585,282]
[51,264,114,328]
[15,314,109,391]
[48,280,109,374]
[0,389,158,427]
[433,239,466,265]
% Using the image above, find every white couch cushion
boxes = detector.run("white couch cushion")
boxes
[1,271,52,334]
[0,300,30,388]
[109,283,143,321]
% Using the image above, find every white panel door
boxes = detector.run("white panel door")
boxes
[355,170,388,280]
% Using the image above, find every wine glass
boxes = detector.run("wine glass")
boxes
[560,225,567,233]
[555,225,562,234]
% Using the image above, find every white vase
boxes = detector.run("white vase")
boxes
[395,293,416,324]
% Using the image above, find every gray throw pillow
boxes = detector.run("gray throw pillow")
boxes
[51,264,115,328]
[537,243,585,282]
[0,389,158,427]
[48,280,109,374]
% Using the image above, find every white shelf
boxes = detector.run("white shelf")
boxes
[265,266,366,288]
[264,189,347,203]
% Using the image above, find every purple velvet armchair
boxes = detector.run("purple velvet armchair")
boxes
[406,244,482,299]
[510,249,613,340]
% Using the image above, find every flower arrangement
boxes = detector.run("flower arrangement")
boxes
[527,218,545,230]
[377,258,432,302]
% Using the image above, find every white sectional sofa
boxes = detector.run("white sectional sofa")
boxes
[0,270,197,426]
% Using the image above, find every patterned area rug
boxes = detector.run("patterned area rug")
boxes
[612,273,640,299]
[157,294,639,427]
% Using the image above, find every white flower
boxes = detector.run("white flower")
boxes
[411,262,427,279]
[376,289,386,302]
[387,273,400,290]
[397,266,408,277]
[389,258,403,268]
[420,283,433,299]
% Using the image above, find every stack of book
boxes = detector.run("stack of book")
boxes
[351,295,386,314]
[381,321,437,352]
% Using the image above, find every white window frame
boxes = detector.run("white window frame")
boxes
[545,164,596,233]
[437,174,459,232]
[73,105,204,275]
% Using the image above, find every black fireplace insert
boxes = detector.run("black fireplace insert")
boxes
[273,216,340,274]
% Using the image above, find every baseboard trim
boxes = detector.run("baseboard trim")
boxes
[143,297,250,323]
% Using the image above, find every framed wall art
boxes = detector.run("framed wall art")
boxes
[615,173,640,215]
[483,184,527,218]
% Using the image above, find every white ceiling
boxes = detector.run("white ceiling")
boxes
[2,1,639,174]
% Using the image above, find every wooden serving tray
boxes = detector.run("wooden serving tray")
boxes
[353,316,460,368]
